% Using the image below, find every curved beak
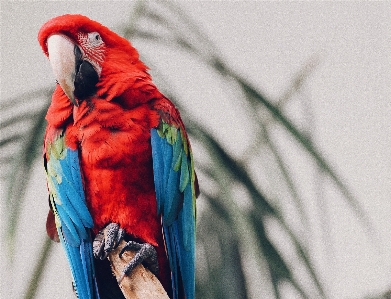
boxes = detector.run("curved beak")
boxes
[47,34,78,106]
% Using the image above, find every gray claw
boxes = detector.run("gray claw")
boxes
[93,222,125,260]
[93,229,106,259]
[117,241,159,283]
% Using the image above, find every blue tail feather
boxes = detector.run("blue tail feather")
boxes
[59,227,100,299]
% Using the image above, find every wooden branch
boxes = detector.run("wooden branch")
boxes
[108,240,169,299]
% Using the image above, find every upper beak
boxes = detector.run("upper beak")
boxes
[47,34,78,106]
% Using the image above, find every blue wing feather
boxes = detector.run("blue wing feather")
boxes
[182,183,194,250]
[163,226,179,297]
[151,126,196,299]
[56,203,80,247]
[172,132,183,171]
[60,150,93,227]
[46,133,99,299]
[177,209,195,299]
[67,149,85,198]
[179,151,189,192]
[151,131,165,214]
[165,163,181,225]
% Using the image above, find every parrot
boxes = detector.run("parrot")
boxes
[38,14,198,299]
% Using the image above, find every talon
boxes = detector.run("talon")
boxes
[93,222,125,260]
[117,241,159,284]
[119,241,141,258]
[103,223,120,256]
[92,229,106,259]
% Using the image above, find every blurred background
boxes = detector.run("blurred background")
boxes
[1,1,390,299]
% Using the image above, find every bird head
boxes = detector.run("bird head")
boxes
[38,14,148,106]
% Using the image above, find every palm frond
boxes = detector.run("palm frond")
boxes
[2,89,50,258]
[23,236,53,299]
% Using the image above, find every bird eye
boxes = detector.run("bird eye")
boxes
[88,32,103,45]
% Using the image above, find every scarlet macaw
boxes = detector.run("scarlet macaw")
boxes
[38,14,198,299]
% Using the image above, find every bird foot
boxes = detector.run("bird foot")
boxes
[93,223,159,284]
[117,241,159,284]
[93,222,125,260]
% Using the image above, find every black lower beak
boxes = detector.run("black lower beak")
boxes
[73,46,99,104]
